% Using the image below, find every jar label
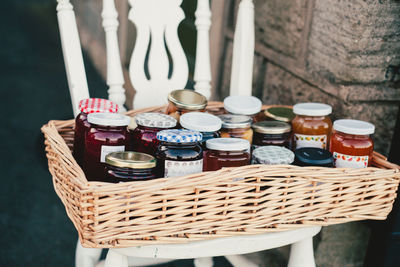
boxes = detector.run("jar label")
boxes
[333,152,368,168]
[100,145,125,162]
[294,134,327,149]
[164,159,203,178]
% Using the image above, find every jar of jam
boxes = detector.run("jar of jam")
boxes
[129,113,177,155]
[84,113,131,181]
[180,112,222,149]
[218,114,253,144]
[330,119,375,168]
[264,105,295,123]
[73,98,118,166]
[252,146,294,165]
[203,138,250,171]
[292,103,332,150]
[223,95,262,122]
[294,147,334,167]
[252,121,292,149]
[155,129,203,177]
[105,151,158,182]
[165,89,207,122]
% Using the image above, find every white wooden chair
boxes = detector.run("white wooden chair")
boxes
[56,0,322,266]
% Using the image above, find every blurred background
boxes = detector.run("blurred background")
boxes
[1,0,400,266]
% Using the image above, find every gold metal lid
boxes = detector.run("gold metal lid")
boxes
[264,105,295,122]
[252,121,291,134]
[105,152,156,169]
[168,89,207,110]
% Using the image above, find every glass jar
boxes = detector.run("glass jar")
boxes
[218,114,253,144]
[292,103,332,150]
[252,121,292,149]
[223,95,262,122]
[330,119,375,168]
[294,147,334,167]
[165,89,207,122]
[264,105,295,123]
[203,138,250,171]
[155,129,203,178]
[129,113,177,156]
[180,112,222,149]
[105,151,158,183]
[73,98,118,166]
[84,113,131,182]
[252,146,294,165]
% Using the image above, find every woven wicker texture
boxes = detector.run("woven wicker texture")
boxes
[41,102,400,248]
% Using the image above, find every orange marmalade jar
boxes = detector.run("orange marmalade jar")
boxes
[330,119,375,168]
[292,103,332,150]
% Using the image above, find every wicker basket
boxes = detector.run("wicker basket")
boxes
[41,102,400,248]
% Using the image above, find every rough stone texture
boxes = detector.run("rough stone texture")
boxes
[315,222,370,267]
[254,0,307,58]
[307,0,400,84]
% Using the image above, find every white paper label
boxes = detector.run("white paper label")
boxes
[100,145,125,163]
[333,152,368,168]
[164,159,203,178]
[294,134,327,149]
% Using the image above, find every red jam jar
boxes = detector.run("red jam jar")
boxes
[129,113,177,156]
[84,113,131,181]
[223,95,262,122]
[203,138,250,171]
[155,129,203,178]
[73,98,118,166]
[292,103,332,150]
[105,151,158,183]
[179,112,222,150]
[251,121,292,149]
[330,119,375,168]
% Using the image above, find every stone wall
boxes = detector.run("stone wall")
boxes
[218,0,400,155]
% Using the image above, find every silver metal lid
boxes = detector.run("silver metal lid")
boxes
[252,121,291,134]
[218,114,252,129]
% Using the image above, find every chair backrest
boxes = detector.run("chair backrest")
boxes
[56,0,254,116]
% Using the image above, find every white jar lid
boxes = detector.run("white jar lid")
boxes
[87,113,131,127]
[333,119,375,135]
[293,103,332,116]
[206,138,250,151]
[223,95,262,115]
[180,112,222,132]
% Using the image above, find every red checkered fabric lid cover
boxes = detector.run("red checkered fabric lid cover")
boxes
[78,98,119,114]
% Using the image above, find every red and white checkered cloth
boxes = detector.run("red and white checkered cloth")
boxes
[78,98,119,114]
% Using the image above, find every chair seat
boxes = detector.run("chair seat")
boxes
[112,226,321,259]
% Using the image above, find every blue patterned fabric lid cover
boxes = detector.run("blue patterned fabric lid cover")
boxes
[156,129,203,143]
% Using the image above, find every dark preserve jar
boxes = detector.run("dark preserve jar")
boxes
[155,129,203,178]
[73,98,118,166]
[203,138,250,171]
[105,151,158,183]
[84,113,131,181]
[129,113,177,156]
[179,112,222,149]
[294,147,334,167]
[252,121,292,149]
